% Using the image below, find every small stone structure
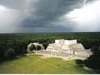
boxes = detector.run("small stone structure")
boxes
[35,39,92,60]
[27,42,45,53]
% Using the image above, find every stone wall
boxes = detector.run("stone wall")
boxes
[35,50,91,59]
[45,39,92,59]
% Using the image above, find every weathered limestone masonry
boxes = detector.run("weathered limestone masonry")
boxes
[28,39,93,60]
[27,42,45,53]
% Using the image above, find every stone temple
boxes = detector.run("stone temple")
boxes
[28,39,93,60]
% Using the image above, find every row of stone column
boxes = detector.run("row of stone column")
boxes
[36,50,70,57]
[36,50,88,58]
[75,51,90,58]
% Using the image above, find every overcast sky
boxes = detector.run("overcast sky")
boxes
[0,0,100,33]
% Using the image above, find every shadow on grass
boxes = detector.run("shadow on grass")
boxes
[0,54,27,65]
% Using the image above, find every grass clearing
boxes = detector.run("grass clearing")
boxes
[0,54,96,74]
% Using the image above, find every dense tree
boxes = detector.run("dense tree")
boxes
[75,59,84,67]
[0,32,100,61]
[4,48,15,59]
[37,46,41,50]
[84,46,100,70]
[30,44,36,51]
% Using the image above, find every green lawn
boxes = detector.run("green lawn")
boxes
[0,54,96,74]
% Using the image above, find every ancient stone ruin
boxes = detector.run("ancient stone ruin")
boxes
[27,42,45,53]
[27,39,93,60]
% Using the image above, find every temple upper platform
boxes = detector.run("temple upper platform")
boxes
[55,39,77,45]
[46,39,86,51]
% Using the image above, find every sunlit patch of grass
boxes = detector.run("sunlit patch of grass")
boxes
[0,54,96,74]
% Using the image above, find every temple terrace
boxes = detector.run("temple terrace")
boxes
[27,39,92,60]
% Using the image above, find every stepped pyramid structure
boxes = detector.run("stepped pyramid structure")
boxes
[46,39,84,51]
[35,39,92,59]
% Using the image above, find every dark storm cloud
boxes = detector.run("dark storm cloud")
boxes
[21,0,84,27]
[0,0,26,10]
[86,0,96,3]
[0,0,99,33]
[0,0,27,33]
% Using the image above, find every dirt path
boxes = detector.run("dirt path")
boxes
[83,66,97,73]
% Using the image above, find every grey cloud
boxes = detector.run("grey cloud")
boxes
[86,0,96,3]
[67,0,100,32]
[21,0,84,28]
[0,0,98,33]
[0,0,27,10]
[0,0,28,33]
